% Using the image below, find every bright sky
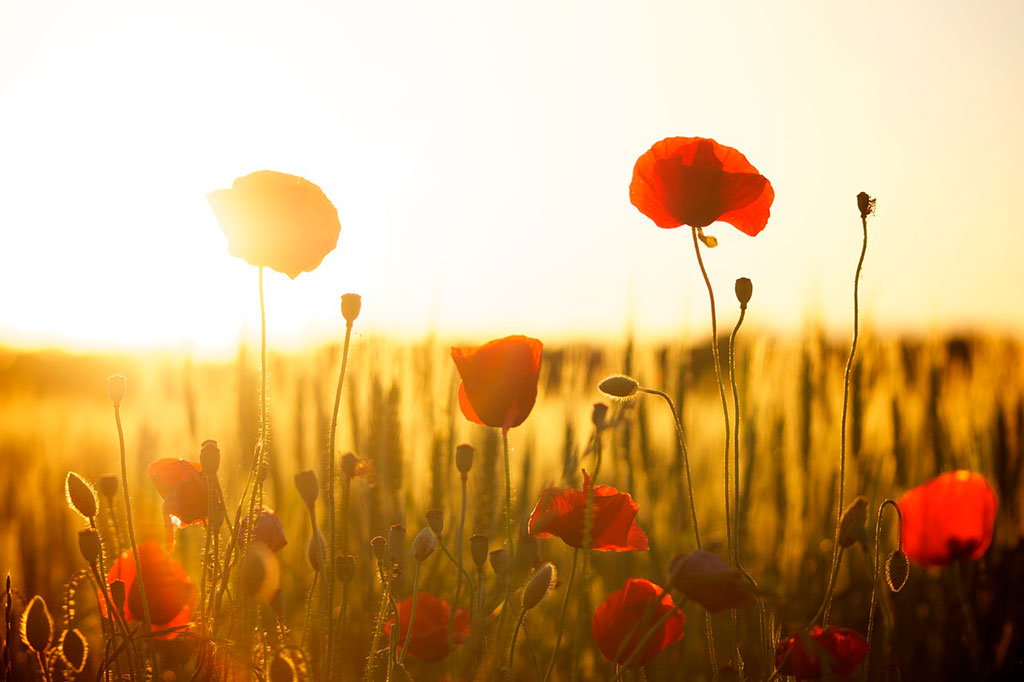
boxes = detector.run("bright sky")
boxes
[1,1,1023,352]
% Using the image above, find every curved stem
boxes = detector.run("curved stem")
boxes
[541,548,579,682]
[508,607,527,671]
[865,499,901,681]
[821,214,869,624]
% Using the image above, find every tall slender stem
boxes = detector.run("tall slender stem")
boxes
[397,562,421,666]
[451,474,468,682]
[821,213,869,624]
[542,548,579,682]
[865,499,901,682]
[500,428,516,638]
[509,607,528,671]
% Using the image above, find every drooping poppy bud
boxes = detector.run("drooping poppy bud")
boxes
[838,496,869,549]
[522,563,555,610]
[668,550,753,613]
[59,629,88,673]
[885,550,909,592]
[65,472,98,520]
[412,527,437,563]
[470,535,489,570]
[238,507,288,553]
[107,374,127,406]
[599,375,639,399]
[341,293,362,324]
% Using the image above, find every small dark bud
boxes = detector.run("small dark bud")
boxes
[591,402,609,431]
[78,529,101,566]
[735,277,752,309]
[426,508,444,535]
[294,470,319,507]
[107,374,127,405]
[598,375,639,399]
[370,536,388,562]
[96,475,119,500]
[489,548,510,575]
[412,527,437,562]
[110,580,126,613]
[455,443,475,476]
[341,293,362,325]
[470,534,489,570]
[336,555,357,583]
[65,472,98,520]
[838,496,869,549]
[340,451,359,479]
[885,550,909,592]
[857,192,876,219]
[20,596,52,653]
[199,440,221,477]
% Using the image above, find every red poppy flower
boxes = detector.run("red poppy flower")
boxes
[148,458,208,529]
[237,506,288,553]
[592,578,685,667]
[629,137,774,236]
[451,335,543,432]
[898,470,997,566]
[528,471,649,552]
[668,549,754,613]
[386,592,470,661]
[102,541,196,639]
[207,170,341,279]
[774,626,869,680]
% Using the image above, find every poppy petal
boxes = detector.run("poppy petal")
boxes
[451,336,543,430]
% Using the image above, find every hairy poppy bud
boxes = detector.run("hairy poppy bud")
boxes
[20,596,52,653]
[107,374,126,406]
[426,509,444,536]
[489,548,509,575]
[110,580,126,613]
[200,440,221,477]
[294,470,319,507]
[470,534,488,570]
[412,527,437,562]
[307,530,326,572]
[455,443,474,476]
[340,451,359,479]
[522,563,555,610]
[78,529,101,566]
[735,277,752,309]
[59,629,88,673]
[387,524,406,563]
[838,496,869,549]
[341,293,362,324]
[65,472,97,520]
[857,192,876,219]
[96,474,119,501]
[885,550,909,592]
[599,375,639,399]
[370,536,388,562]
[269,652,296,682]
[336,555,357,583]
[591,402,609,430]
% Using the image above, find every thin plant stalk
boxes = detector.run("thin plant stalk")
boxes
[865,499,901,681]
[571,422,603,678]
[363,562,392,682]
[397,562,421,666]
[952,561,983,682]
[508,607,527,670]
[541,548,579,682]
[821,209,869,624]
[450,474,469,682]
[502,430,515,582]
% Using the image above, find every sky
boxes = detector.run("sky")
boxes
[1,1,1023,352]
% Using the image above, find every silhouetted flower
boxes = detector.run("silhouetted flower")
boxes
[774,626,869,680]
[668,550,754,613]
[104,541,195,638]
[148,459,208,533]
[591,578,685,667]
[451,335,543,432]
[898,470,997,566]
[630,137,774,236]
[528,471,649,552]
[237,506,288,553]
[387,592,470,661]
[207,171,341,278]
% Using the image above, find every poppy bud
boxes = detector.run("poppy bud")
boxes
[65,472,98,520]
[96,474,119,501]
[59,629,88,673]
[426,509,444,536]
[78,529,101,566]
[599,375,639,399]
[697,229,718,248]
[372,532,387,561]
[110,580,126,613]
[885,550,909,592]
[857,192,876,220]
[200,440,220,477]
[412,527,437,562]
[340,451,359,479]
[470,534,489,570]
[294,470,319,507]
[336,555,357,583]
[455,444,474,476]
[107,374,127,405]
[341,293,362,324]
[387,524,406,563]
[20,595,52,653]
[489,548,510,575]
[591,402,609,431]
[307,530,326,572]
[269,652,296,682]
[838,496,869,549]
[522,563,555,610]
[735,278,753,309]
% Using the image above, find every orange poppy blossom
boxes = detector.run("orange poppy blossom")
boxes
[898,470,998,566]
[528,470,649,552]
[451,335,543,433]
[386,592,470,661]
[102,541,196,639]
[207,170,341,279]
[629,137,774,236]
[774,626,869,681]
[591,578,685,667]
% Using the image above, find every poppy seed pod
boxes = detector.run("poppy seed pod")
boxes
[489,548,510,575]
[455,443,474,476]
[107,374,127,405]
[199,440,220,477]
[857,192,876,220]
[78,529,102,566]
[387,524,406,562]
[370,536,388,562]
[109,580,126,613]
[340,451,359,479]
[598,375,639,399]
[341,293,362,324]
[735,277,753,309]
[426,509,444,536]
[522,563,555,610]
[65,472,98,520]
[838,496,869,548]
[412,527,437,562]
[96,474,119,500]
[20,596,53,653]
[591,402,609,431]
[294,470,319,507]
[336,555,357,583]
[470,535,489,570]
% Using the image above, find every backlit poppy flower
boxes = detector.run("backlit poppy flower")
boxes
[237,506,288,553]
[207,170,341,279]
[451,335,543,432]
[668,550,754,613]
[898,470,997,566]
[629,137,774,236]
[387,592,470,661]
[528,470,649,552]
[103,541,196,638]
[591,578,685,667]
[774,626,869,680]
[148,458,208,529]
